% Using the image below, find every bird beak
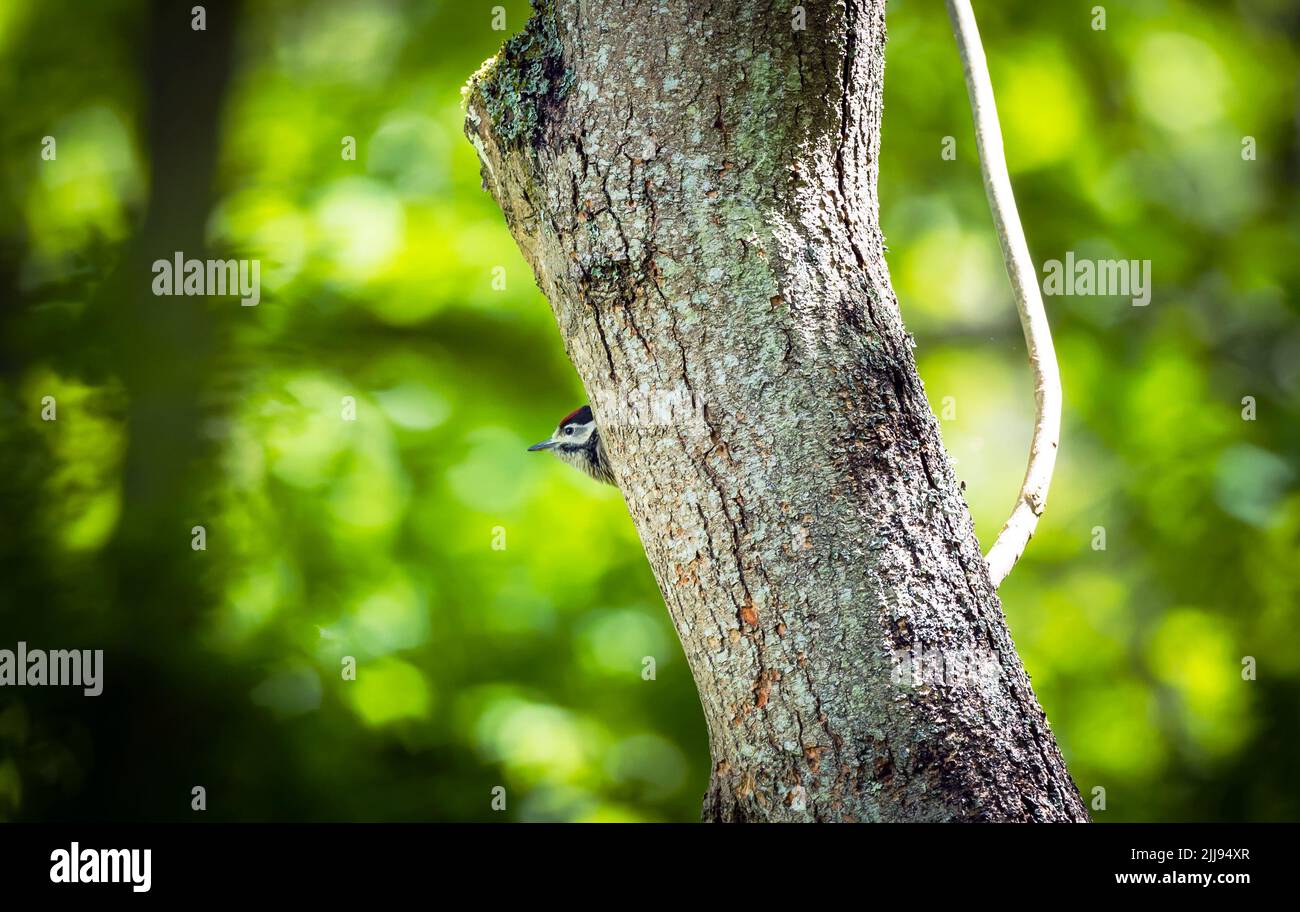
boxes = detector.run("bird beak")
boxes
[527,439,555,452]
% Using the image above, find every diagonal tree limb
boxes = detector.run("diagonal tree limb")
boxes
[946,0,1063,589]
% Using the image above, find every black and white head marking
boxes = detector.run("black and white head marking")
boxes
[527,405,615,485]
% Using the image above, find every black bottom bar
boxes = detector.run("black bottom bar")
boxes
[0,822,1283,898]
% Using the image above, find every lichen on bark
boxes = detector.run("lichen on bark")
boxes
[463,0,573,151]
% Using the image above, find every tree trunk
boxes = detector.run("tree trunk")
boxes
[465,0,1088,822]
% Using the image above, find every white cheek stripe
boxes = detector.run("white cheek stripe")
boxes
[560,422,595,444]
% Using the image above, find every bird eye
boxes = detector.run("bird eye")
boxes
[563,427,574,435]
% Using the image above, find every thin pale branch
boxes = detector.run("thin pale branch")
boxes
[946,0,1063,589]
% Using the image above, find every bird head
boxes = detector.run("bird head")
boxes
[528,404,597,455]
[527,404,613,484]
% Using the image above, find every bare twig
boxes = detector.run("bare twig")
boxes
[945,0,1062,589]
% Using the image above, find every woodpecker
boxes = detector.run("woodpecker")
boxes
[527,404,615,485]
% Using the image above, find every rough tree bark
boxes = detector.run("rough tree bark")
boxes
[465,0,1088,822]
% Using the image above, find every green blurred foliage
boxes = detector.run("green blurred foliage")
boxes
[0,0,1297,822]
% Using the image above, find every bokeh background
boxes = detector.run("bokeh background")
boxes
[0,0,1297,822]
